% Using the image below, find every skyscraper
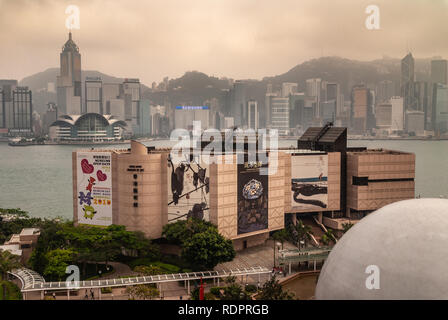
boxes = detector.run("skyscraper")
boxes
[247,100,258,130]
[390,97,404,132]
[231,80,247,126]
[123,78,141,126]
[281,82,298,97]
[0,80,33,136]
[401,53,417,111]
[350,85,374,134]
[432,83,448,134]
[85,77,102,114]
[57,32,82,115]
[269,97,289,135]
[431,59,448,85]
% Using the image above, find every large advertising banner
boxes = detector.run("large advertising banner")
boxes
[237,159,269,235]
[167,156,210,222]
[76,152,113,226]
[291,154,328,212]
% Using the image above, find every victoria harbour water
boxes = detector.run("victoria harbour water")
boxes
[1,139,448,220]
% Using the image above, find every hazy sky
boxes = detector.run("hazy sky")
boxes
[0,0,447,85]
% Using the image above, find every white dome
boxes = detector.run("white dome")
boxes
[316,199,448,299]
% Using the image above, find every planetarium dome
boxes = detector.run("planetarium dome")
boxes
[316,198,448,300]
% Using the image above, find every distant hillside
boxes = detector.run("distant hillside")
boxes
[19,68,150,114]
[143,71,232,106]
[21,56,435,115]
[264,56,432,97]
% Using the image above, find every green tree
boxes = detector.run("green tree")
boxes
[127,285,159,300]
[43,249,77,281]
[342,223,354,234]
[288,220,313,247]
[134,265,164,275]
[321,229,336,246]
[182,228,235,269]
[272,229,289,249]
[221,276,250,300]
[0,249,21,299]
[257,276,294,300]
[162,219,215,245]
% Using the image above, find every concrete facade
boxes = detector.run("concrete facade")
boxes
[346,149,415,217]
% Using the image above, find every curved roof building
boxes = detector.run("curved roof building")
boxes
[316,198,448,299]
[50,113,127,141]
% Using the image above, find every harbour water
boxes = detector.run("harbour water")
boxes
[1,139,447,220]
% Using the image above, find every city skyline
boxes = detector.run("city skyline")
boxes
[1,0,448,85]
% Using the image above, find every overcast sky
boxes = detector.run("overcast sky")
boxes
[0,0,447,85]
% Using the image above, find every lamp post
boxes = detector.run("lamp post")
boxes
[273,241,281,269]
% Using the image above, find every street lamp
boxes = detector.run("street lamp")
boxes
[273,241,281,269]
[98,270,102,278]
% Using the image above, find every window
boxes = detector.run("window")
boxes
[133,203,138,208]
[133,181,138,187]
[133,174,137,179]
[133,188,138,193]
[134,195,138,201]
[352,176,369,186]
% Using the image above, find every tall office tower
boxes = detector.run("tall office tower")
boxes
[247,100,258,130]
[42,103,58,134]
[269,97,289,135]
[134,99,151,136]
[414,81,428,111]
[281,82,298,97]
[0,80,18,129]
[376,80,395,104]
[57,32,82,115]
[431,59,448,85]
[204,97,220,130]
[350,85,374,134]
[325,82,341,116]
[231,80,247,126]
[0,80,33,136]
[401,52,417,111]
[123,78,141,126]
[376,103,392,130]
[432,84,448,134]
[264,92,277,127]
[405,110,425,135]
[289,93,308,129]
[305,78,323,118]
[390,97,404,132]
[12,87,33,135]
[85,77,102,114]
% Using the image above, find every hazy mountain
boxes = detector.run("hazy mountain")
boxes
[20,56,434,115]
[19,68,150,114]
[264,56,432,97]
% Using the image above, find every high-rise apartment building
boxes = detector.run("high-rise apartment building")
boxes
[57,32,82,115]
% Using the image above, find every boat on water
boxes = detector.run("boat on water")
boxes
[8,137,36,146]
